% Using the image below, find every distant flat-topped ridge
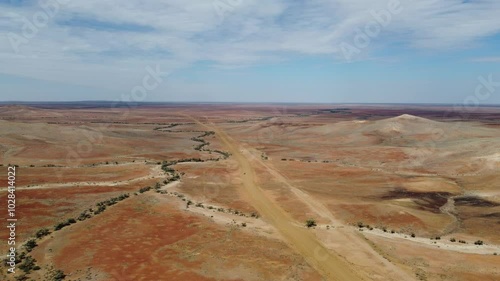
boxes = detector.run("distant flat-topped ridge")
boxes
[0,104,65,119]
[0,105,42,115]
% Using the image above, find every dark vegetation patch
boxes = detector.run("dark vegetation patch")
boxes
[454,196,499,207]
[380,188,451,213]
[318,108,352,114]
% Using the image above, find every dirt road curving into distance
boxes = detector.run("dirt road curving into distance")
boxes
[190,116,365,281]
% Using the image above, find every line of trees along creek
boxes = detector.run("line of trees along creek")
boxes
[3,126,233,280]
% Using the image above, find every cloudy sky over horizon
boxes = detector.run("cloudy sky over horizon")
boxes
[1,0,499,103]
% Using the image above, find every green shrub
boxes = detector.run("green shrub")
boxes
[24,239,37,252]
[15,252,26,264]
[35,228,50,239]
[53,269,66,281]
[97,204,106,212]
[306,219,317,228]
[54,222,70,231]
[78,211,92,221]
[19,256,37,273]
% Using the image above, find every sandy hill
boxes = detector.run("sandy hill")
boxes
[285,114,497,147]
[363,114,447,138]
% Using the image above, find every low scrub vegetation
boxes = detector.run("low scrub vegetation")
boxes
[52,269,66,281]
[54,218,76,231]
[35,228,50,239]
[24,239,37,252]
[306,219,317,228]
[19,256,40,274]
[77,210,92,221]
[139,186,152,193]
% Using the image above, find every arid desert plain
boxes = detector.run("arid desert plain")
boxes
[1,103,499,281]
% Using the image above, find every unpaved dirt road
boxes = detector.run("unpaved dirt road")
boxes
[241,147,417,281]
[191,117,364,281]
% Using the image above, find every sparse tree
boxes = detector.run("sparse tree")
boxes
[35,228,50,239]
[306,219,317,228]
[53,269,66,281]
[24,239,37,252]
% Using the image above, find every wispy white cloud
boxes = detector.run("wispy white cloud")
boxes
[0,0,499,96]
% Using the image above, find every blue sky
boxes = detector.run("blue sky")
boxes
[0,0,499,103]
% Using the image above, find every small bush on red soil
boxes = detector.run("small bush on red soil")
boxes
[306,219,317,228]
[24,239,37,252]
[53,269,66,281]
[35,228,50,239]
[19,256,37,273]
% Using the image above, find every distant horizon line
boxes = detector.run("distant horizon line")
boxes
[1,100,500,107]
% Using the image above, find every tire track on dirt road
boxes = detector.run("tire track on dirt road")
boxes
[244,152,420,280]
[189,116,364,281]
